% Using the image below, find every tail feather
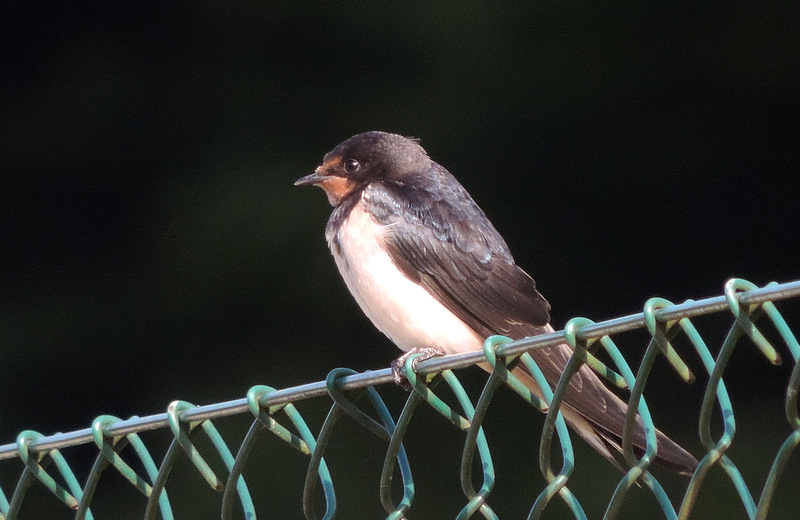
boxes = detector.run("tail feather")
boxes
[506,338,698,476]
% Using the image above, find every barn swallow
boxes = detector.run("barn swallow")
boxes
[295,131,698,475]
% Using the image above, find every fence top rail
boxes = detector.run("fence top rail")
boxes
[1,278,798,462]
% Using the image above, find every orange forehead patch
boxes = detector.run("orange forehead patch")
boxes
[319,155,341,174]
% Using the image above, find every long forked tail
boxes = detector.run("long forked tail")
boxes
[510,326,698,475]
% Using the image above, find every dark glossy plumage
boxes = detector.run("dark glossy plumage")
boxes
[299,131,698,475]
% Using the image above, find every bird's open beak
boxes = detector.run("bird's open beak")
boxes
[294,171,329,186]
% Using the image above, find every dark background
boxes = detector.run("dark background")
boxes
[1,2,798,518]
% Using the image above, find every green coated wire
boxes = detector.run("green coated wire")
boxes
[387,355,498,519]
[480,335,585,520]
[726,279,782,365]
[539,320,607,520]
[486,341,549,413]
[5,454,42,520]
[0,278,798,519]
[0,481,8,519]
[757,360,800,520]
[145,401,256,520]
[681,304,758,518]
[248,385,312,453]
[760,282,800,365]
[756,430,800,520]
[741,287,800,519]
[77,425,173,520]
[126,426,175,520]
[671,309,731,518]
[10,431,87,515]
[89,416,153,495]
[303,398,341,520]
[461,368,503,520]
[364,384,413,519]
[604,313,674,520]
[644,299,696,384]
[521,348,584,520]
[624,301,701,509]
[191,404,256,517]
[326,368,392,440]
[305,366,406,520]
[221,419,264,520]
[75,430,124,520]
[403,355,472,431]
[222,385,335,520]
[786,351,800,428]
[166,401,224,490]
[557,316,680,519]
[222,385,325,520]
[143,429,192,520]
[381,390,421,519]
[726,280,800,520]
[437,370,496,520]
[343,383,412,520]
[381,355,499,518]
[322,368,413,519]
[14,431,77,508]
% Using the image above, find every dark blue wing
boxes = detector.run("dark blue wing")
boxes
[362,165,551,337]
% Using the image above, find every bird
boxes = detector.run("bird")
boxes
[295,130,698,475]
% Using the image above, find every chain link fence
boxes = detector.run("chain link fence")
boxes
[1,278,798,519]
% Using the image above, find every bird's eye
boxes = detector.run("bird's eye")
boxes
[343,159,360,173]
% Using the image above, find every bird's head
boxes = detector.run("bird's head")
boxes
[295,131,431,206]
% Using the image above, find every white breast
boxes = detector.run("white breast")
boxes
[329,201,484,354]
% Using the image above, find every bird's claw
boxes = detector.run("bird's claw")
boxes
[391,346,446,389]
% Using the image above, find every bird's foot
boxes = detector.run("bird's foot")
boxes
[391,346,446,389]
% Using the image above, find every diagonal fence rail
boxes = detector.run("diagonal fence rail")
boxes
[1,278,798,519]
